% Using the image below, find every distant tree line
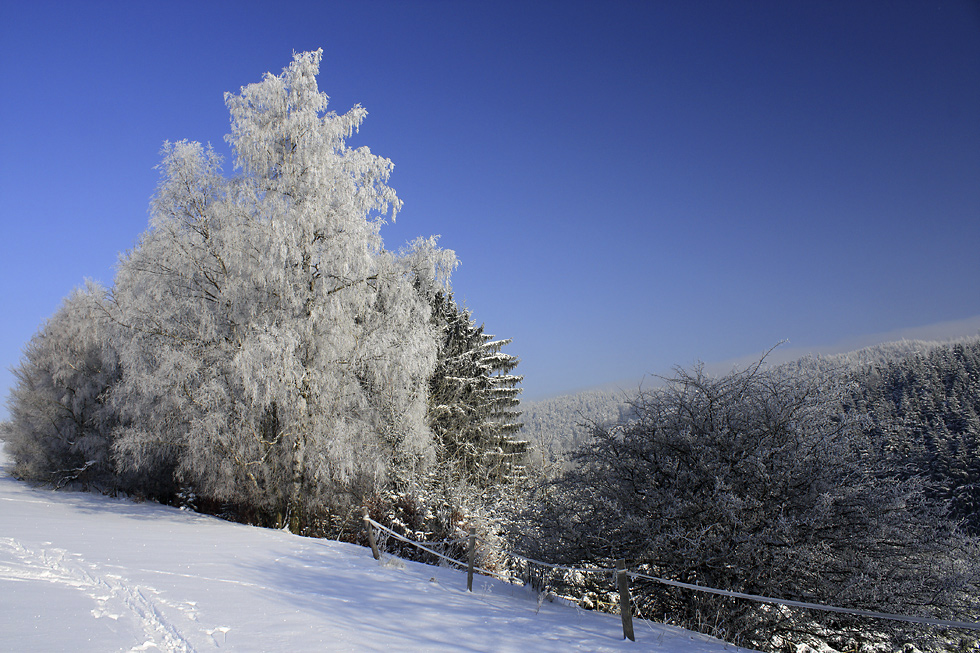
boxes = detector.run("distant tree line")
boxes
[519,387,626,471]
[1,51,525,544]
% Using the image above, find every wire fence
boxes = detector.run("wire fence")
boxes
[366,517,509,582]
[625,570,980,631]
[360,514,980,642]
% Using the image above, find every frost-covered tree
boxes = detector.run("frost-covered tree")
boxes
[786,337,980,535]
[847,339,980,535]
[3,282,122,490]
[105,51,454,531]
[519,388,627,473]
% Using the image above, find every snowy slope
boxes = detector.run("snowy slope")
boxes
[0,449,751,652]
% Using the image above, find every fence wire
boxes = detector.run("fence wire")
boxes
[501,555,611,601]
[365,517,510,582]
[627,570,980,631]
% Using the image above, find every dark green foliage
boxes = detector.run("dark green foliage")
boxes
[427,291,526,489]
[386,291,530,560]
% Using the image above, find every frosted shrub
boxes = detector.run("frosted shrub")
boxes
[519,359,980,651]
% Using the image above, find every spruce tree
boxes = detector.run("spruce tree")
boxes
[427,292,526,490]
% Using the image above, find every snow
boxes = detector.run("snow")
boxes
[0,447,752,652]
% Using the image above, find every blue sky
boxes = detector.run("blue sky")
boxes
[2,1,979,416]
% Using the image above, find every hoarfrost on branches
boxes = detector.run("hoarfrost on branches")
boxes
[102,50,454,529]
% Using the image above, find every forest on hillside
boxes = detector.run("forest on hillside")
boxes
[3,52,978,653]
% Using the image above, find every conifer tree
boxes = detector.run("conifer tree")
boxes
[850,339,980,534]
[427,292,526,490]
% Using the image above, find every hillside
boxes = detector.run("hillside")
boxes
[521,388,628,468]
[0,448,751,652]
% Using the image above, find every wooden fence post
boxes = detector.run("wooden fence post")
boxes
[616,559,635,641]
[363,508,380,560]
[467,527,477,591]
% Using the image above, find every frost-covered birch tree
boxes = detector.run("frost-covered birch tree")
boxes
[105,50,453,531]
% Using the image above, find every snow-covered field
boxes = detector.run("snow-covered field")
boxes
[0,448,750,652]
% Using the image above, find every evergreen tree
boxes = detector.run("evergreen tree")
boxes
[427,292,526,490]
[850,338,980,534]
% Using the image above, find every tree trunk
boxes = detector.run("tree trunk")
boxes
[288,433,306,533]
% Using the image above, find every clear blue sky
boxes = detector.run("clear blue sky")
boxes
[2,1,979,416]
